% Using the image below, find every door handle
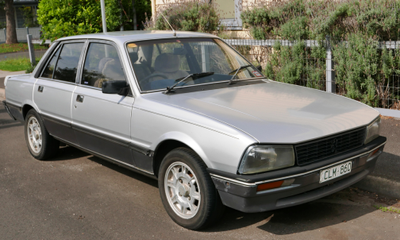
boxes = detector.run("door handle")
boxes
[76,95,84,103]
[38,86,44,92]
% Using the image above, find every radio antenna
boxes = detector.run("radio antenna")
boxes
[159,12,176,36]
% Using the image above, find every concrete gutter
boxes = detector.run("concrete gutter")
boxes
[0,70,399,199]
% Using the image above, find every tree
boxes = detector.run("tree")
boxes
[37,0,122,41]
[37,0,152,41]
[4,0,18,44]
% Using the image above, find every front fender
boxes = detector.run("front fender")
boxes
[152,131,211,168]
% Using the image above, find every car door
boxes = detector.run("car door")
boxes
[34,41,85,143]
[71,41,135,165]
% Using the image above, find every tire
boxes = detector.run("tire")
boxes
[24,109,59,160]
[158,147,225,230]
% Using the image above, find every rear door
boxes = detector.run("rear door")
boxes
[71,41,135,165]
[34,41,85,143]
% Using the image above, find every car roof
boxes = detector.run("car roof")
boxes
[56,30,218,44]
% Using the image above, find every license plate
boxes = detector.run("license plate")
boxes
[319,161,352,183]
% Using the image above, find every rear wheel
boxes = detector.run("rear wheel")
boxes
[25,109,59,160]
[158,147,224,230]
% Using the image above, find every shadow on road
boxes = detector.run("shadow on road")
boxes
[49,145,92,161]
[0,112,22,129]
[204,188,379,234]
[87,155,159,188]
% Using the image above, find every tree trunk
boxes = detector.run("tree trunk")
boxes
[4,0,18,44]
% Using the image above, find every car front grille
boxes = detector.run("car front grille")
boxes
[295,127,366,166]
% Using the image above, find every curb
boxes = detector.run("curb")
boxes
[355,175,400,199]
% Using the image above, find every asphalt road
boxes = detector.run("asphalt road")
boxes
[1,105,399,240]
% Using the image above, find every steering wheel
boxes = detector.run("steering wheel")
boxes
[139,73,170,84]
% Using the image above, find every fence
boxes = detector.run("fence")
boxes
[0,27,42,43]
[224,38,400,110]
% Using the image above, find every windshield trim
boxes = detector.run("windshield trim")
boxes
[124,37,264,95]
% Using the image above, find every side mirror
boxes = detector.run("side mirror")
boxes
[102,80,129,96]
[256,65,262,72]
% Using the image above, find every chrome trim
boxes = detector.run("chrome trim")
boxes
[210,141,387,187]
[210,174,255,187]
[256,184,300,194]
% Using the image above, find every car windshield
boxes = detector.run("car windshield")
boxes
[126,38,263,92]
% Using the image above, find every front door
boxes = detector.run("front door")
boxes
[71,42,135,165]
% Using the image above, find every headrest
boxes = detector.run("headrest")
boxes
[98,57,114,72]
[102,59,125,80]
[154,53,179,73]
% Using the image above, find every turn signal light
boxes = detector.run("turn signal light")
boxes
[256,181,284,192]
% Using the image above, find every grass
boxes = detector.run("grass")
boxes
[0,58,40,72]
[0,43,48,54]
[374,205,400,214]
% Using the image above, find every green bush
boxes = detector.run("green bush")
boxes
[38,0,121,41]
[149,1,219,33]
[37,0,152,40]
[241,0,400,108]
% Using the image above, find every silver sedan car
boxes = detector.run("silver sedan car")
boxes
[3,31,386,229]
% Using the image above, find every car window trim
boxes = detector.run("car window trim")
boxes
[124,37,218,94]
[78,39,133,97]
[38,43,63,79]
[34,41,59,79]
[38,40,88,84]
[124,37,260,94]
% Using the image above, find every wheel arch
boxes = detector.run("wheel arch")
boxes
[22,104,35,120]
[152,132,211,178]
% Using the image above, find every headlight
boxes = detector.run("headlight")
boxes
[238,145,295,174]
[364,116,381,144]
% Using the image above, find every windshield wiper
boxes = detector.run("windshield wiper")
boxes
[228,64,252,85]
[164,72,214,94]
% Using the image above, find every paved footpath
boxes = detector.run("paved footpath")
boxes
[0,70,399,199]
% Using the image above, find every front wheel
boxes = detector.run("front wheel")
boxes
[158,147,224,230]
[24,109,59,160]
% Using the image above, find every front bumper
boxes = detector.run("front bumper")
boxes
[208,136,386,213]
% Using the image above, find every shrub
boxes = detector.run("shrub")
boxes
[147,1,220,33]
[241,0,400,108]
[37,0,121,41]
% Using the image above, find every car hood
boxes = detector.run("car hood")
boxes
[141,81,378,143]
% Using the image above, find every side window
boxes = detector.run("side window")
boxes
[40,42,84,82]
[82,43,126,88]
[41,47,61,79]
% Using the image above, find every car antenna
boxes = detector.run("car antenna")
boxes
[160,12,176,36]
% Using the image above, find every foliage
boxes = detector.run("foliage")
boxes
[0,57,41,72]
[334,33,400,107]
[374,205,400,214]
[21,6,39,27]
[147,1,220,33]
[37,0,152,40]
[241,0,400,108]
[132,0,152,30]
[38,0,121,41]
